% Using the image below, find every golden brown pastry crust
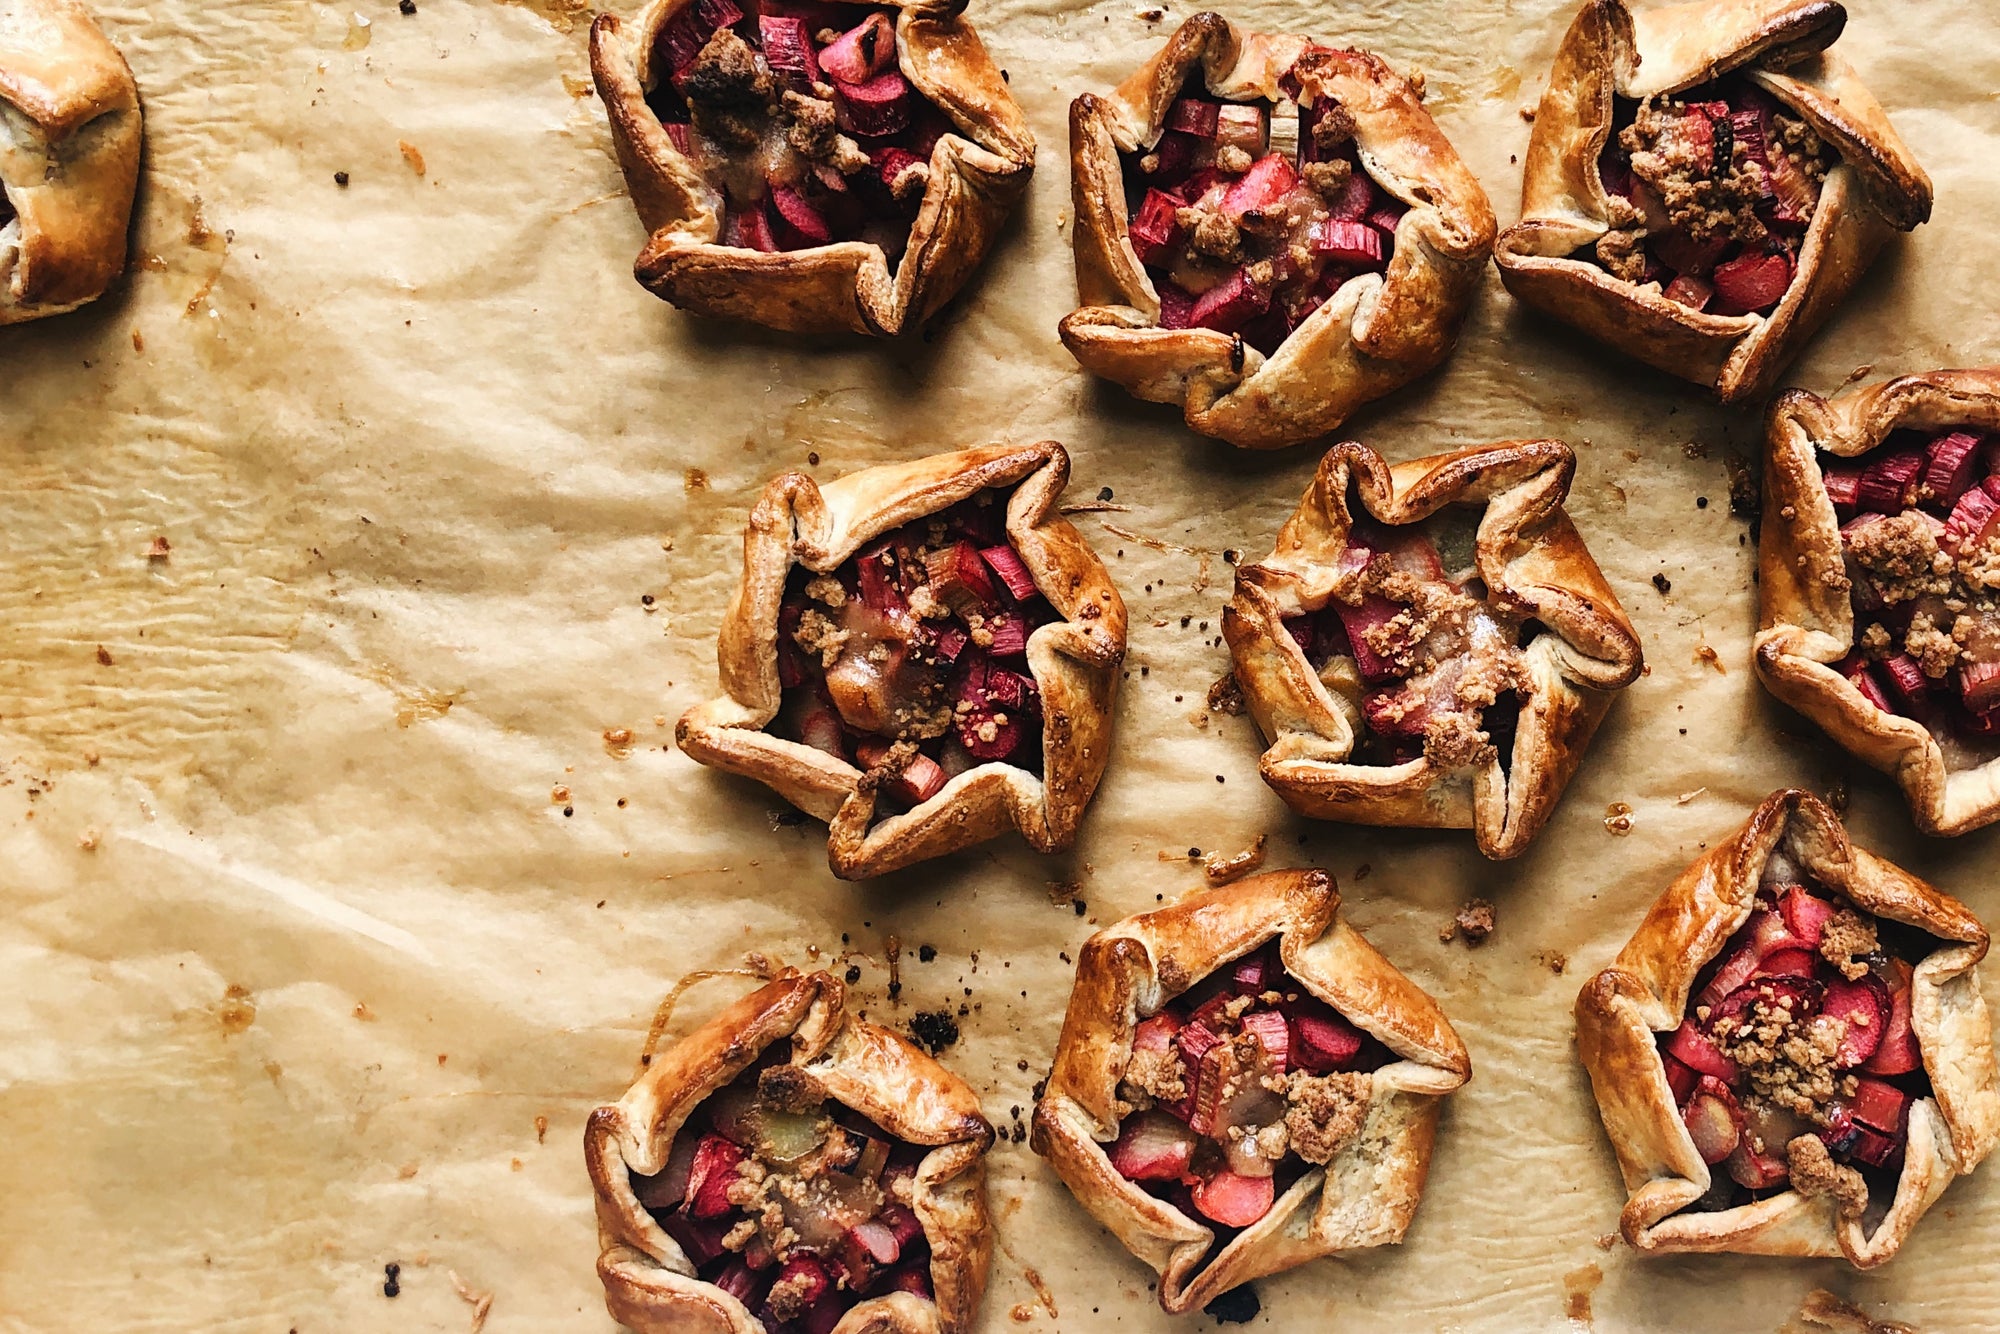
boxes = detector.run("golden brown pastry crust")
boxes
[1575,789,2000,1267]
[675,441,1126,879]
[1030,868,1470,1314]
[0,0,142,324]
[1755,368,2000,836]
[1059,14,1496,450]
[1494,0,1931,402]
[589,0,1033,337]
[1223,439,1642,859]
[586,970,995,1334]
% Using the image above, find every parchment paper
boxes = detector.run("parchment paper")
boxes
[3,1,1997,1330]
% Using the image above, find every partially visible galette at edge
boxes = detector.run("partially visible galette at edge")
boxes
[1224,439,1641,859]
[1032,869,1469,1314]
[590,0,1033,335]
[676,442,1126,879]
[1757,369,2000,837]
[1577,790,2000,1266]
[1495,0,1930,402]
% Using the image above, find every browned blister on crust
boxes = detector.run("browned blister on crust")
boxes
[1756,369,2000,836]
[586,970,995,1334]
[1575,790,2000,1266]
[589,0,1033,336]
[1494,0,1931,402]
[676,442,1126,879]
[1059,14,1496,450]
[1031,869,1470,1313]
[0,0,143,324]
[1223,439,1641,859]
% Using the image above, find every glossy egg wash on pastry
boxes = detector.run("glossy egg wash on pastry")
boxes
[774,489,1056,810]
[1122,78,1404,352]
[648,1,948,259]
[1278,508,1524,771]
[1658,855,1928,1225]
[1592,78,1836,317]
[1822,426,2000,770]
[1105,940,1392,1233]
[629,1050,936,1328]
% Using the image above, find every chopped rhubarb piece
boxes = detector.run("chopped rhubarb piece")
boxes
[1190,1170,1275,1227]
[818,12,896,85]
[1714,976,1823,1030]
[770,1256,831,1313]
[1946,484,2000,550]
[1128,187,1186,268]
[1850,1076,1913,1137]
[1164,97,1220,137]
[1711,251,1792,315]
[1861,961,1920,1075]
[954,709,1022,761]
[1215,103,1269,157]
[896,751,946,804]
[1134,1009,1183,1053]
[714,1260,767,1308]
[769,185,832,250]
[658,0,742,81]
[1662,1052,1701,1105]
[1823,974,1889,1068]
[1752,947,1817,980]
[1650,228,1731,279]
[1821,461,1864,511]
[1313,218,1385,268]
[1882,653,1934,711]
[1724,1137,1790,1190]
[662,1214,730,1266]
[984,613,1029,658]
[1663,274,1713,311]
[685,1133,745,1218]
[1683,1080,1743,1165]
[1365,198,1407,236]
[849,1218,901,1267]
[1331,595,1407,683]
[1731,108,1770,168]
[1698,909,1812,1007]
[795,701,849,761]
[971,663,1035,711]
[1846,1124,1901,1168]
[1109,1108,1198,1181]
[1665,1019,1739,1082]
[1765,144,1818,224]
[1175,1019,1222,1069]
[879,1201,925,1254]
[972,544,1028,603]
[835,69,914,137]
[759,14,820,82]
[1157,281,1195,329]
[1240,1010,1290,1074]
[1141,130,1199,185]
[1291,1011,1365,1073]
[1923,430,1983,508]
[1323,168,1373,222]
[1231,943,1278,993]
[1839,657,1896,715]
[889,1264,933,1299]
[663,120,693,155]
[929,623,967,663]
[854,542,908,613]
[1220,154,1299,220]
[1857,447,1925,513]
[1777,886,1835,947]
[1963,660,2000,714]
[728,207,778,253]
[1189,268,1271,334]
[925,540,998,613]
[1361,684,1431,741]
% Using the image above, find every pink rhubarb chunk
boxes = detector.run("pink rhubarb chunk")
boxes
[1665,1018,1739,1082]
[1684,1079,1743,1165]
[1220,154,1299,220]
[1711,251,1792,314]
[1857,448,1925,513]
[1164,96,1220,137]
[1331,595,1406,683]
[1313,219,1385,268]
[1291,1010,1364,1073]
[1924,430,1984,508]
[1110,1109,1198,1181]
[1861,960,1920,1075]
[1188,268,1271,334]
[1128,188,1185,268]
[835,69,914,137]
[817,12,896,85]
[1190,1170,1275,1227]
[1822,974,1889,1069]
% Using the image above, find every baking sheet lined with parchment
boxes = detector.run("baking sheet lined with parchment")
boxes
[2,1,1998,1330]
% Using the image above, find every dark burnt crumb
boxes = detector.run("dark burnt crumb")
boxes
[1097,486,1114,502]
[887,981,902,1000]
[1001,69,1009,82]
[1652,573,1672,594]
[1017,1059,1029,1071]
[807,451,821,465]
[844,965,862,984]
[334,171,350,186]
[1696,496,1709,509]
[1443,898,1496,945]
[918,944,937,963]
[908,1009,959,1054]
[1010,1121,1027,1142]
[562,806,574,817]
[842,933,850,944]
[640,593,655,606]
[1726,456,1760,520]
[1354,863,1371,881]
[1825,778,1850,816]
[770,807,806,829]
[1205,1284,1260,1324]
[1206,673,1246,715]
[1536,950,1569,975]
[383,1263,401,1298]
[399,0,416,11]
[1031,1077,1048,1099]
[1073,900,1087,916]
[1223,549,1240,564]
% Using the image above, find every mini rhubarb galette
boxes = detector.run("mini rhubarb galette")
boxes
[586,969,994,1333]
[1223,439,1642,859]
[1060,14,1496,450]
[676,442,1126,879]
[1757,369,2000,837]
[589,0,1033,336]
[1495,0,1931,402]
[1032,869,1470,1313]
[0,0,143,324]
[1577,789,2000,1266]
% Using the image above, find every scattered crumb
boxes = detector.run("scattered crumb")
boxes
[1203,835,1267,885]
[1519,105,1535,121]
[684,468,709,492]
[449,1270,494,1333]
[1535,950,1569,976]
[1046,880,1081,906]
[1695,644,1726,674]
[1652,573,1672,594]
[551,785,570,804]
[534,1115,548,1144]
[1206,673,1245,716]
[398,140,426,175]
[95,645,114,666]
[1604,802,1634,835]
[1595,1232,1617,1250]
[1676,786,1707,805]
[1441,898,1495,946]
[147,535,172,561]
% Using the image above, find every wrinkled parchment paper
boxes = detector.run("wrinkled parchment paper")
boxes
[4,1,1998,1329]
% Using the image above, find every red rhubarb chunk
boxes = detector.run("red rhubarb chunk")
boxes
[1822,974,1889,1069]
[1665,1018,1739,1082]
[818,12,896,85]
[1882,654,1934,712]
[926,540,998,613]
[1133,1009,1184,1052]
[1964,660,2000,714]
[1765,145,1818,223]
[728,207,778,252]
[770,1256,831,1312]
[1838,655,1895,715]
[1291,1011,1364,1073]
[848,1218,901,1267]
[759,14,820,81]
[1128,188,1186,268]
[889,1264,933,1299]
[1164,96,1220,137]
[1861,961,1920,1075]
[835,69,914,137]
[662,1214,730,1266]
[1821,461,1864,512]
[1778,886,1835,947]
[1753,947,1817,980]
[1158,281,1195,329]
[1326,169,1374,221]
[1725,1137,1791,1190]
[1662,1052,1701,1105]
[1850,1075,1913,1137]
[1684,1084,1742,1165]
[685,1133,746,1218]
[1857,448,1926,513]
[1946,484,2000,551]
[1188,268,1271,334]
[984,612,1029,658]
[1331,595,1407,683]
[1109,1108,1198,1181]
[769,185,832,250]
[1313,219,1385,268]
[1924,431,1983,509]
[1220,154,1299,220]
[1190,1170,1275,1227]
[1365,198,1407,236]
[1650,228,1731,279]
[1711,251,1792,315]
[1663,274,1713,311]
[1240,1010,1290,1075]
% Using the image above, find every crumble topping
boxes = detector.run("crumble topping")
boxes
[1786,1134,1869,1217]
[1282,1071,1370,1165]
[1710,991,1847,1121]
[683,29,775,149]
[1817,908,1879,981]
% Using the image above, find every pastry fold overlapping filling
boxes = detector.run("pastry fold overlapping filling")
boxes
[1107,941,1391,1236]
[775,488,1056,810]
[633,1050,936,1331]
[648,0,947,261]
[1825,426,2000,770]
[1123,59,1405,353]
[1278,509,1525,770]
[1658,855,1930,1225]
[1592,77,1835,316]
